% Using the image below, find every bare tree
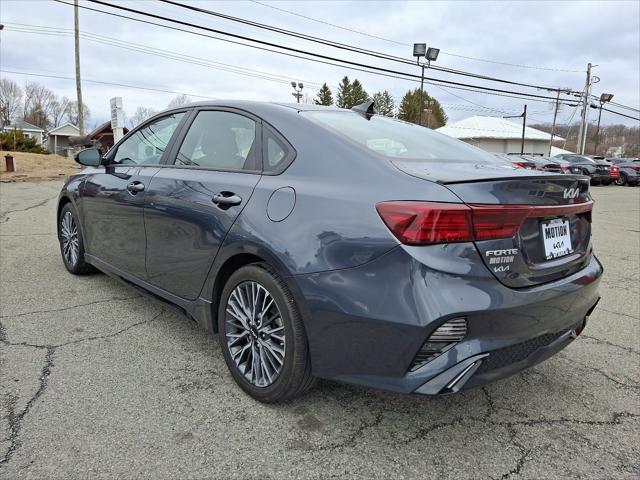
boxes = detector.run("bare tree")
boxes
[50,96,72,128]
[167,94,190,109]
[130,106,158,126]
[23,82,57,130]
[0,79,24,127]
[65,100,91,127]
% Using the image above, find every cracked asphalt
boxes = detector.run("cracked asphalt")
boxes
[0,181,638,479]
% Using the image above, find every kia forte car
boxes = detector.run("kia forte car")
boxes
[58,101,602,402]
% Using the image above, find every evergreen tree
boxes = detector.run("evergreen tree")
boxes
[336,76,351,108]
[349,79,369,107]
[314,83,334,106]
[398,88,447,128]
[372,90,395,117]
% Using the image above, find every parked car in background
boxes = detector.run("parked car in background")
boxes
[609,158,640,186]
[553,154,612,185]
[521,155,564,174]
[493,153,535,169]
[555,158,583,175]
[58,100,602,402]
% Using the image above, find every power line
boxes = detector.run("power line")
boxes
[249,0,585,73]
[0,68,217,99]
[162,0,575,94]
[67,0,584,105]
[5,23,324,88]
[601,107,640,121]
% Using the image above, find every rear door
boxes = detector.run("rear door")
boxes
[80,112,186,277]
[143,108,262,300]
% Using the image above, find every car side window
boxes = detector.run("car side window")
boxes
[175,111,258,171]
[112,113,184,165]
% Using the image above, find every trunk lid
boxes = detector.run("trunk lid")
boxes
[392,160,594,288]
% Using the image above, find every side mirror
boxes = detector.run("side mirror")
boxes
[75,147,102,166]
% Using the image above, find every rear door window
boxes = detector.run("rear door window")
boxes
[174,111,258,171]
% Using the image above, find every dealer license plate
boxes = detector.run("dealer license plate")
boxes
[542,218,573,260]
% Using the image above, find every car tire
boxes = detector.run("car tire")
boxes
[616,173,627,186]
[58,203,95,275]
[218,263,315,402]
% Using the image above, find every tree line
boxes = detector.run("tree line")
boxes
[0,78,192,133]
[314,76,448,129]
[531,122,640,157]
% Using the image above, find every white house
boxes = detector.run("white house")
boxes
[47,123,80,156]
[436,116,564,156]
[2,120,45,145]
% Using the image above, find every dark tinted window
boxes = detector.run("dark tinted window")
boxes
[262,130,292,173]
[305,111,501,164]
[113,113,184,165]
[175,111,257,171]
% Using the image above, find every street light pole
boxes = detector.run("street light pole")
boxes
[419,63,425,126]
[594,93,614,155]
[521,104,527,155]
[291,81,304,103]
[413,44,439,127]
[548,90,560,157]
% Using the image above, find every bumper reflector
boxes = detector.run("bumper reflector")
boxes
[409,317,468,371]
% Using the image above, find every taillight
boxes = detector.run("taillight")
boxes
[511,161,527,169]
[376,201,593,245]
[375,202,473,245]
[633,166,640,172]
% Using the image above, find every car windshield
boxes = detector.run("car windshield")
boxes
[304,111,503,164]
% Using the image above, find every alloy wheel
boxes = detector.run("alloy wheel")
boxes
[225,281,286,387]
[60,211,79,267]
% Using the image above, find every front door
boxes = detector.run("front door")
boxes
[80,112,186,278]
[144,109,262,300]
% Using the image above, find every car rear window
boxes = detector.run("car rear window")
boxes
[304,111,502,164]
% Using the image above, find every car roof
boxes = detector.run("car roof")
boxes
[177,100,346,114]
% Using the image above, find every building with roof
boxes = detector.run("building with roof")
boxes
[2,120,45,145]
[86,121,130,153]
[436,116,564,156]
[47,123,80,157]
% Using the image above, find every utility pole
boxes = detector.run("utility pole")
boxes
[548,90,561,157]
[576,63,592,155]
[74,0,84,134]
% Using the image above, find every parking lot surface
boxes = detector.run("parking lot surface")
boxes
[1,181,638,479]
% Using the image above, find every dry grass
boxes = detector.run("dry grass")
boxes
[0,150,82,182]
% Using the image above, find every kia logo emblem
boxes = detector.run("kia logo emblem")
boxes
[563,187,580,199]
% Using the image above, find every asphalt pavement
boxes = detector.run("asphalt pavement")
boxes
[0,181,638,479]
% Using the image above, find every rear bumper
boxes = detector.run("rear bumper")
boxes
[591,173,611,182]
[292,245,603,395]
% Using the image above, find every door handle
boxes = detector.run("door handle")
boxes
[212,192,242,207]
[127,181,145,194]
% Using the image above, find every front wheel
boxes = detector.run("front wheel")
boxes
[58,203,95,275]
[218,263,315,402]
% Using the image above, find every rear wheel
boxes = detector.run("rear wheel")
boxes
[615,173,627,186]
[58,203,95,274]
[218,263,315,402]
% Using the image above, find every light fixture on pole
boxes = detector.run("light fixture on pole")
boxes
[291,81,304,103]
[593,92,614,154]
[413,43,439,127]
